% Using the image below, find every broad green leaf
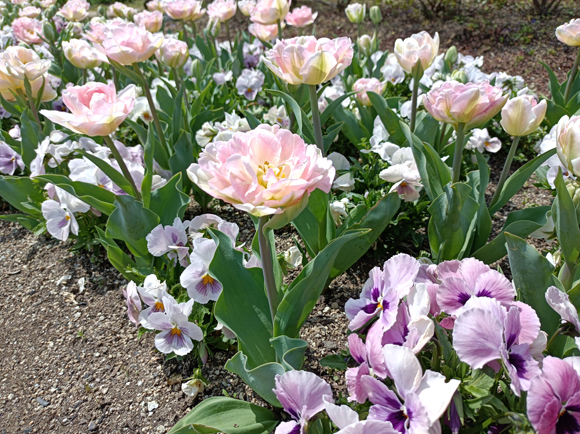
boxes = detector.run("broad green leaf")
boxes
[267,89,303,136]
[191,108,225,138]
[141,125,155,208]
[0,175,45,217]
[240,109,261,129]
[468,152,492,253]
[274,230,366,338]
[20,108,44,167]
[367,91,407,145]
[428,183,479,262]
[210,230,276,368]
[156,85,175,117]
[270,335,308,371]
[553,170,580,265]
[78,149,136,197]
[292,189,330,257]
[414,111,440,146]
[544,100,570,129]
[332,104,367,146]
[319,354,348,370]
[168,396,279,434]
[0,214,39,231]
[106,195,159,259]
[95,227,139,282]
[172,86,184,145]
[169,132,195,195]
[150,173,191,226]
[541,62,564,106]
[323,122,344,154]
[320,92,357,124]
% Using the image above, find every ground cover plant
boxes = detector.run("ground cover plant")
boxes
[1,0,580,433]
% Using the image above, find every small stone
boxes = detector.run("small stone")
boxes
[36,397,50,407]
[323,341,337,350]
[23,428,32,434]
[322,306,330,313]
[78,277,86,293]
[57,275,72,285]
[88,421,98,431]
[331,302,339,309]
[137,380,143,387]
[147,401,159,411]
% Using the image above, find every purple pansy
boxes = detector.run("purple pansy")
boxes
[324,397,398,434]
[345,254,420,331]
[0,141,24,175]
[180,238,223,304]
[146,217,190,267]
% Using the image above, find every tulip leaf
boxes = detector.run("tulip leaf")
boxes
[541,62,564,106]
[292,189,331,258]
[0,214,40,231]
[552,170,580,265]
[169,132,195,195]
[1,129,22,153]
[106,195,159,259]
[367,91,407,145]
[210,229,276,369]
[141,124,155,209]
[332,104,367,146]
[267,89,303,136]
[149,173,190,226]
[414,111,441,146]
[171,86,184,145]
[78,149,137,198]
[274,229,367,339]
[0,175,45,218]
[467,152,493,253]
[472,206,551,264]
[168,396,279,434]
[505,232,565,355]
[323,122,344,154]
[488,148,557,215]
[270,336,308,371]
[240,109,261,129]
[320,92,357,125]
[428,183,479,262]
[544,100,570,129]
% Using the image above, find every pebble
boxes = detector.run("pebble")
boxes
[147,401,159,411]
[331,302,339,309]
[322,306,330,313]
[88,421,98,431]
[323,341,338,349]
[36,397,49,407]
[56,275,72,285]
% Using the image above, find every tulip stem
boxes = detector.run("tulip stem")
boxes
[132,63,169,156]
[309,84,325,155]
[258,216,279,325]
[564,48,580,105]
[20,85,41,127]
[82,69,87,86]
[277,18,283,40]
[489,135,521,209]
[103,135,142,201]
[410,72,420,132]
[182,21,191,49]
[173,67,191,132]
[452,122,466,183]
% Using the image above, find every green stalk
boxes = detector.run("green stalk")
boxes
[410,74,420,132]
[258,216,279,324]
[132,62,169,155]
[489,135,521,208]
[82,69,87,86]
[172,67,191,133]
[103,135,142,201]
[19,85,40,126]
[546,326,565,351]
[225,20,233,54]
[563,48,580,105]
[277,18,283,39]
[309,84,325,155]
[182,20,191,49]
[452,122,466,183]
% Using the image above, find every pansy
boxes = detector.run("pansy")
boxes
[136,275,169,328]
[264,105,290,129]
[345,254,420,331]
[235,68,265,101]
[41,187,90,241]
[0,141,24,175]
[146,217,190,267]
[465,128,502,154]
[379,149,423,202]
[324,398,398,434]
[180,238,223,304]
[545,285,580,333]
[123,281,142,327]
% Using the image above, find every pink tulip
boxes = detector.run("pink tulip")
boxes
[251,0,290,25]
[19,6,41,18]
[556,18,580,47]
[63,39,108,69]
[423,81,508,129]
[40,82,136,137]
[285,5,317,27]
[187,124,335,217]
[238,0,256,16]
[165,0,206,21]
[394,31,439,73]
[58,0,90,21]
[353,78,384,106]
[248,22,278,42]
[98,22,164,65]
[85,20,112,44]
[207,0,236,22]
[156,37,189,68]
[12,17,43,45]
[134,10,163,33]
[146,0,164,11]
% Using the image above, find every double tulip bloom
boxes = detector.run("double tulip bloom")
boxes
[98,22,164,65]
[423,81,507,129]
[63,39,108,69]
[556,115,580,178]
[238,0,256,16]
[58,0,90,22]
[353,78,384,106]
[40,82,136,137]
[250,0,290,25]
[556,18,580,47]
[500,94,547,137]
[207,0,236,22]
[249,23,278,42]
[285,5,317,28]
[156,37,189,69]
[263,36,354,85]
[12,17,43,45]
[164,0,206,21]
[394,31,440,73]
[134,10,163,33]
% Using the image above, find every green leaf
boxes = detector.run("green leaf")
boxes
[155,84,175,117]
[489,149,557,215]
[141,125,155,208]
[319,354,348,370]
[172,86,185,145]
[323,122,344,154]
[95,227,139,282]
[210,230,276,368]
[168,132,195,195]
[367,91,407,146]
[468,152,492,253]
[78,149,136,197]
[553,170,580,265]
[541,61,564,106]
[274,230,366,338]
[505,232,564,354]
[0,175,45,217]
[0,94,22,117]
[191,81,214,116]
[332,104,367,146]
[150,173,190,225]
[20,108,44,167]
[191,108,224,138]
[270,335,308,371]
[428,183,479,262]
[329,192,401,280]
[544,100,570,129]
[240,109,261,130]
[0,213,39,231]
[414,111,441,146]
[106,195,159,259]
[320,92,357,124]
[168,397,279,434]
[292,189,330,257]
[267,89,303,136]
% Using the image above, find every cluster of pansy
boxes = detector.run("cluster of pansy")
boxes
[265,255,580,434]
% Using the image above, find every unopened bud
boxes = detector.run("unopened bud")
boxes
[445,45,458,65]
[181,378,204,398]
[357,34,373,57]
[97,5,105,17]
[206,18,221,38]
[42,21,55,42]
[45,4,57,19]
[190,58,204,81]
[369,6,382,24]
[451,69,468,84]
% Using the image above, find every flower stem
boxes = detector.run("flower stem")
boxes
[103,135,142,201]
[489,135,521,208]
[19,85,41,127]
[82,69,87,86]
[182,20,191,49]
[410,74,420,133]
[132,62,169,155]
[258,216,279,325]
[564,48,580,105]
[546,326,565,351]
[172,67,191,132]
[277,18,283,40]
[112,66,119,90]
[309,84,325,155]
[225,20,233,54]
[452,122,466,183]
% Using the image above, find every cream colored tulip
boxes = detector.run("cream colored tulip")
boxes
[500,94,547,137]
[394,31,439,73]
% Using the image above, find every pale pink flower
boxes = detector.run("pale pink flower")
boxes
[19,6,41,18]
[263,36,353,85]
[58,0,90,21]
[85,21,108,44]
[238,0,256,16]
[248,22,278,41]
[285,5,316,27]
[423,80,508,129]
[556,18,580,47]
[353,77,384,106]
[207,0,236,22]
[501,94,547,137]
[134,10,163,33]
[98,22,164,65]
[12,17,43,45]
[63,39,108,69]
[165,0,206,21]
[146,0,164,11]
[250,0,290,25]
[40,81,136,137]
[555,115,580,177]
[187,124,335,217]
[156,37,189,68]
[394,30,439,73]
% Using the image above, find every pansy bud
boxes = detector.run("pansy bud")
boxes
[445,45,458,65]
[369,5,382,24]
[182,378,204,398]
[357,34,373,57]
[345,2,365,24]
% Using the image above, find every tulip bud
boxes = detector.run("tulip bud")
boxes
[451,69,468,84]
[345,3,365,24]
[347,74,355,90]
[206,18,221,38]
[42,21,55,42]
[500,95,547,137]
[445,45,458,65]
[357,34,373,57]
[369,5,382,24]
[190,58,204,81]
[97,5,105,17]
[45,4,57,19]
[556,115,580,178]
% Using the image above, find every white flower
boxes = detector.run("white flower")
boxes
[41,186,90,241]
[283,246,302,268]
[213,70,233,85]
[195,121,218,148]
[264,105,290,129]
[318,82,348,112]
[235,68,265,101]
[380,53,405,85]
[380,149,423,202]
[330,198,349,225]
[465,128,502,153]
[362,116,401,161]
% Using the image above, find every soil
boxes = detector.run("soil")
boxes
[0,1,574,432]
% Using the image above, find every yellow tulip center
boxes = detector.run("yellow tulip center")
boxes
[257,161,287,188]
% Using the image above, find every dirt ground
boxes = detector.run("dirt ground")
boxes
[0,1,575,432]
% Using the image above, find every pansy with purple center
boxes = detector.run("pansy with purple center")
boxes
[453,297,543,396]
[0,141,24,175]
[273,370,333,434]
[136,275,169,329]
[146,217,190,267]
[41,186,90,241]
[437,257,515,316]
[362,345,460,433]
[527,356,580,434]
[324,397,398,434]
[180,238,223,304]
[147,296,203,356]
[189,213,240,248]
[345,254,420,331]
